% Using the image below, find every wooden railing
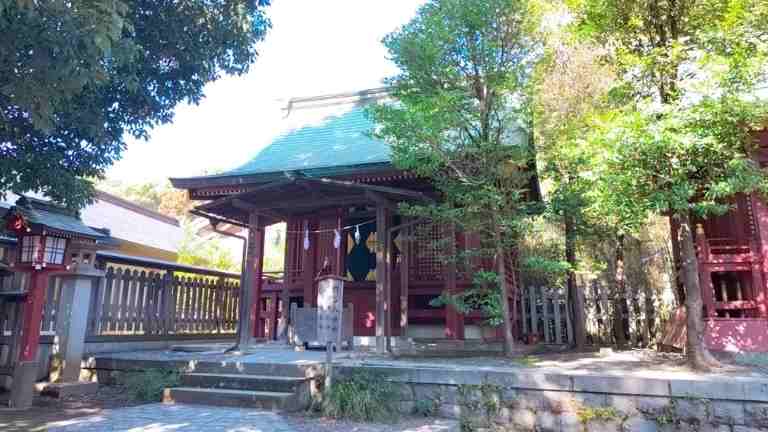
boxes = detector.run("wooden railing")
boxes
[86,253,241,341]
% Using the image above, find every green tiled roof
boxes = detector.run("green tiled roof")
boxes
[225,106,390,176]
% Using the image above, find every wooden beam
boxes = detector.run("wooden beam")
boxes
[295,178,330,200]
[198,179,296,211]
[231,199,286,221]
[365,190,396,209]
[237,195,366,212]
[302,177,434,202]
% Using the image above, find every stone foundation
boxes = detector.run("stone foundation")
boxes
[335,364,768,431]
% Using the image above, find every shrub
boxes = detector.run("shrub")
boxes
[413,397,441,417]
[577,406,620,424]
[320,371,398,422]
[122,368,182,402]
[457,383,503,432]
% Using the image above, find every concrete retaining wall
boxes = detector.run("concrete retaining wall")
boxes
[336,364,768,431]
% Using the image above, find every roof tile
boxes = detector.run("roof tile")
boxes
[224,106,390,176]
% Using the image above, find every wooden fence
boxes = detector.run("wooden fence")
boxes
[518,281,661,347]
[86,254,241,340]
[1,254,242,378]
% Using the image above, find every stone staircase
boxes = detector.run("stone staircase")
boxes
[162,361,321,411]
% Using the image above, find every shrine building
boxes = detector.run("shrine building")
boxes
[170,88,535,350]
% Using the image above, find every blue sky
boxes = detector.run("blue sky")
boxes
[107,1,424,184]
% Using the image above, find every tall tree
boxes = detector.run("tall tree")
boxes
[371,0,540,355]
[0,0,271,208]
[576,0,768,369]
[533,37,616,348]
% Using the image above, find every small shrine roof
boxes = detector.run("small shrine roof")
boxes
[6,196,107,239]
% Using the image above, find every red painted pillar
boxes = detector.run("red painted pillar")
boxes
[19,271,48,362]
[750,193,768,318]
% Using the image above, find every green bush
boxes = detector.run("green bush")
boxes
[320,371,398,422]
[122,368,182,402]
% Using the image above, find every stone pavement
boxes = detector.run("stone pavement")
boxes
[46,404,297,432]
[43,403,459,432]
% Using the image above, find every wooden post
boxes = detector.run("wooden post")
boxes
[375,206,389,354]
[335,209,345,276]
[384,211,394,352]
[278,281,290,341]
[696,224,716,318]
[18,271,48,362]
[750,194,768,318]
[553,290,563,344]
[10,270,50,409]
[445,223,464,339]
[752,263,765,317]
[303,218,317,307]
[238,213,265,347]
[400,224,410,337]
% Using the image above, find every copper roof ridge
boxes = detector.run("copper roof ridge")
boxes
[283,87,389,112]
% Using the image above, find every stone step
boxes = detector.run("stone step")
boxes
[181,373,308,393]
[92,357,323,378]
[163,387,299,411]
[187,361,322,378]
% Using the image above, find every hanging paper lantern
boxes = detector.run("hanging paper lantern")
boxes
[333,228,341,249]
[303,227,310,251]
[354,225,361,245]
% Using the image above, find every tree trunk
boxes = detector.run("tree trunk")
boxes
[613,234,628,349]
[676,212,720,370]
[494,225,515,357]
[565,213,587,349]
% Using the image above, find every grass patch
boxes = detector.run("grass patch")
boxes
[319,371,399,422]
[122,368,182,402]
[577,406,620,424]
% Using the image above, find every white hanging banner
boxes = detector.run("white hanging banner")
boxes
[333,228,341,249]
[354,225,361,245]
[303,226,310,251]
